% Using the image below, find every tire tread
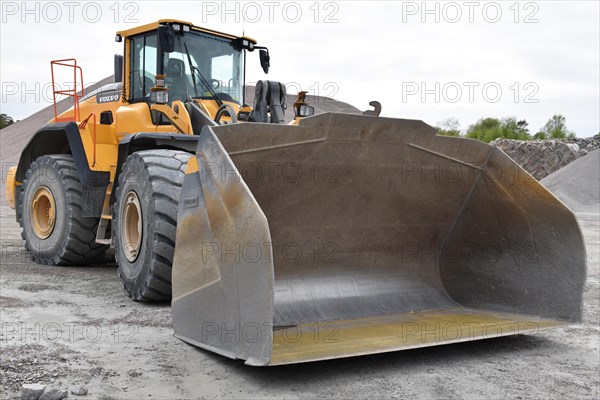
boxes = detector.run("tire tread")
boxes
[18,155,108,265]
[113,149,190,302]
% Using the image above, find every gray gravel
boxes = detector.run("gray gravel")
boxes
[1,205,598,399]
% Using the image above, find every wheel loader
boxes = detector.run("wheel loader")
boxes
[5,19,586,366]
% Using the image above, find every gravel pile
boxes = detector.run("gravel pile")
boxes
[541,150,600,214]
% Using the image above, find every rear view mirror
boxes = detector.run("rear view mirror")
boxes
[158,25,175,53]
[259,49,270,74]
[114,54,123,83]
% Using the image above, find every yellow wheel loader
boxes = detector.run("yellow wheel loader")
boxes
[5,20,586,366]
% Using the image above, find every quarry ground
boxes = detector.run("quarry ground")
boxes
[0,205,598,400]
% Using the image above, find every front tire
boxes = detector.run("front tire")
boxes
[19,155,108,265]
[113,150,191,301]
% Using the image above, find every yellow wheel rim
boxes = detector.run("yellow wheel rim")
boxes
[122,191,143,262]
[31,186,56,239]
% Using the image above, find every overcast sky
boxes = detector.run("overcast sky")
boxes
[1,0,598,135]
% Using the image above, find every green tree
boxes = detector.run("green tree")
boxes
[533,131,547,140]
[0,114,14,130]
[536,114,575,139]
[465,117,531,143]
[436,117,461,137]
[504,118,530,137]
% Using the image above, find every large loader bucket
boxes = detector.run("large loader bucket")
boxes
[172,113,586,366]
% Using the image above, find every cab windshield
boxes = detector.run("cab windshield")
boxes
[130,30,244,104]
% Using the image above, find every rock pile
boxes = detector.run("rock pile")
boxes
[491,135,600,180]
[564,136,600,152]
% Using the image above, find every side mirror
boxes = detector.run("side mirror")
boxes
[158,25,175,53]
[114,54,123,83]
[259,49,270,74]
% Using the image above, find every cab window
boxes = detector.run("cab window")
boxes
[130,33,157,101]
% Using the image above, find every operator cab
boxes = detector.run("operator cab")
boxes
[114,20,309,127]
[126,23,245,105]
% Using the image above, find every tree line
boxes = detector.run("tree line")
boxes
[0,114,14,130]
[437,114,577,142]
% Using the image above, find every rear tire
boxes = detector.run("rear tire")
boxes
[19,155,108,265]
[113,150,191,302]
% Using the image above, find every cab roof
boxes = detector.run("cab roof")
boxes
[116,19,256,43]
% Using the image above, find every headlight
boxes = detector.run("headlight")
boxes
[237,105,253,122]
[150,90,169,104]
[295,104,315,118]
[237,110,251,121]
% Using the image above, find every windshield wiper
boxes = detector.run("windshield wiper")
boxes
[183,42,223,107]
[182,42,198,97]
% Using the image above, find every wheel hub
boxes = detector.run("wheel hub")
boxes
[121,191,143,262]
[31,186,56,239]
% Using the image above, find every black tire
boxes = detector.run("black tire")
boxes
[112,150,191,302]
[19,155,108,265]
